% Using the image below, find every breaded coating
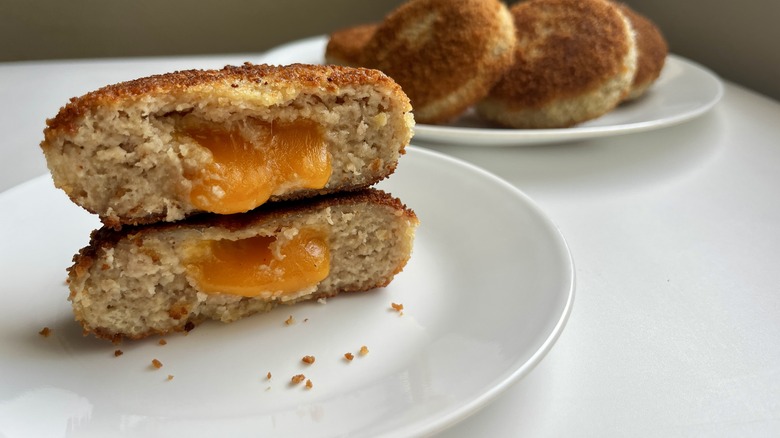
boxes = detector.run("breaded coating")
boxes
[477,0,638,128]
[362,0,516,124]
[325,23,378,67]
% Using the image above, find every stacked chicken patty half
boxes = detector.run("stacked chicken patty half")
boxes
[41,63,419,342]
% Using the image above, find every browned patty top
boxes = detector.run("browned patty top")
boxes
[325,23,379,66]
[617,3,667,87]
[361,0,513,107]
[46,63,405,133]
[489,0,633,107]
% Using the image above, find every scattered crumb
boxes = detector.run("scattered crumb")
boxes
[114,349,123,357]
[305,379,313,389]
[291,374,306,385]
[391,302,404,312]
[166,375,174,381]
[38,327,52,337]
[151,359,163,369]
[158,339,167,346]
[344,352,355,361]
[302,355,316,365]
[284,315,295,326]
[359,345,369,356]
[317,298,327,304]
[266,372,272,380]
[304,318,309,323]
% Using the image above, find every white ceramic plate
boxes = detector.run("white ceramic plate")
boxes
[0,147,574,438]
[259,35,724,146]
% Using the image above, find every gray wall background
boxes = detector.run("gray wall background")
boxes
[1,0,778,102]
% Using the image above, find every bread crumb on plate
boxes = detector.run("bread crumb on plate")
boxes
[291,374,306,384]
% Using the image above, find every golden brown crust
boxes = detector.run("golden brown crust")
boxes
[69,188,417,283]
[489,0,633,108]
[97,175,400,230]
[45,63,404,134]
[85,321,202,342]
[361,0,515,124]
[325,23,378,67]
[616,3,667,96]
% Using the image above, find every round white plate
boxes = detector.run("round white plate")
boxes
[0,147,574,438]
[259,35,724,146]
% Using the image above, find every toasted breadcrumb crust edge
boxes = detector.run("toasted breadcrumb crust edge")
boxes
[70,188,416,260]
[44,63,410,134]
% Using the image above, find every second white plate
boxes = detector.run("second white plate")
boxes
[258,35,723,146]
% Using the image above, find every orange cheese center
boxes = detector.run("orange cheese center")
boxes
[180,119,331,215]
[185,229,330,297]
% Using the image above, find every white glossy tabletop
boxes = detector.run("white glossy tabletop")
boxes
[1,56,779,437]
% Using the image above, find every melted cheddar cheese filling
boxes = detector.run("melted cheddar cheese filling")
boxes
[180,119,331,214]
[185,229,330,298]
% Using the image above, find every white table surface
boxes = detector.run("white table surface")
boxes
[1,56,779,437]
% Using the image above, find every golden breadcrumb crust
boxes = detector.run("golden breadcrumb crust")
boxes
[325,23,379,67]
[45,63,405,133]
[475,0,637,128]
[490,0,633,107]
[70,189,416,260]
[617,3,668,99]
[361,0,516,124]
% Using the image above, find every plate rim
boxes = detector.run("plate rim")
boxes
[389,146,576,436]
[0,149,575,437]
